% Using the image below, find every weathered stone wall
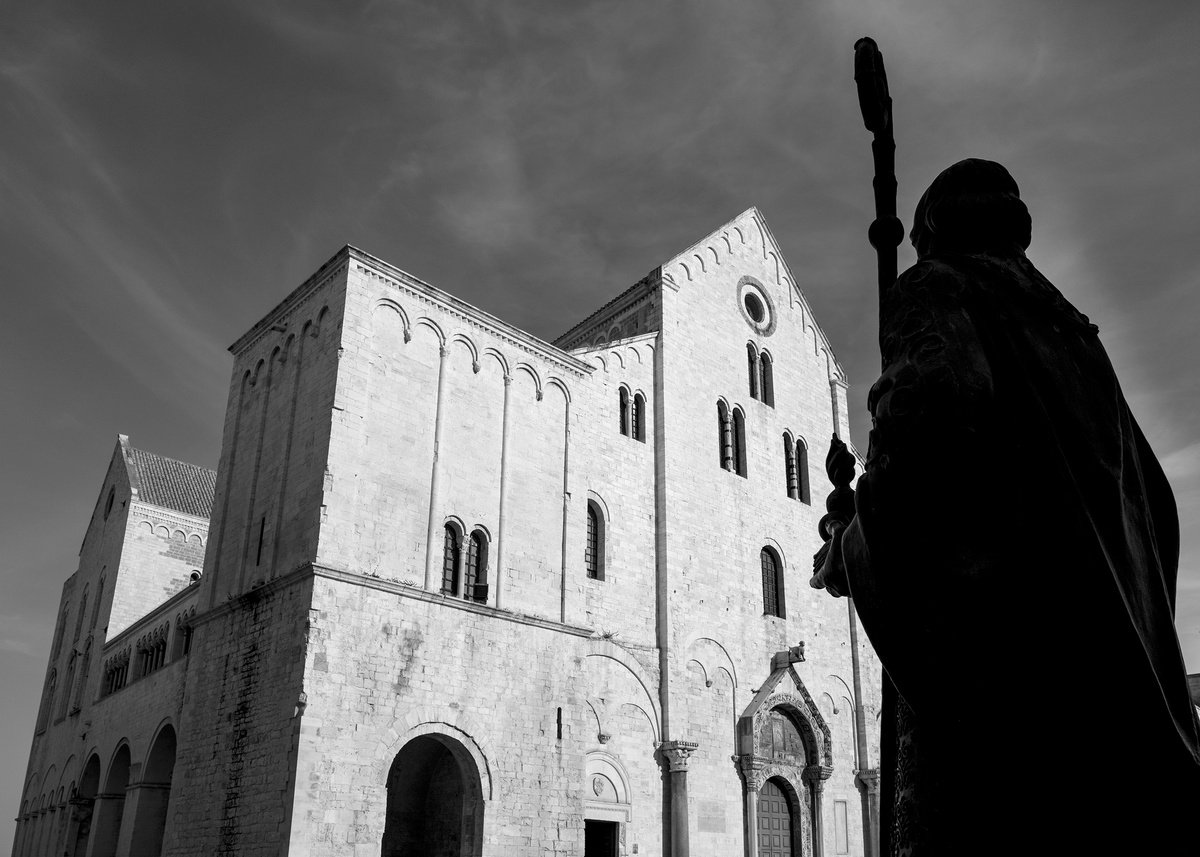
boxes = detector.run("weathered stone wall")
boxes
[200,261,344,608]
[167,573,312,856]
[289,572,664,857]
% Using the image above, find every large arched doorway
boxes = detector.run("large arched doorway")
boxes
[70,755,101,856]
[382,734,484,857]
[130,725,176,856]
[758,778,797,857]
[91,745,130,857]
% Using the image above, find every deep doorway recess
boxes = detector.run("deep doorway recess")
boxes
[382,734,484,857]
[584,819,619,857]
[757,778,795,857]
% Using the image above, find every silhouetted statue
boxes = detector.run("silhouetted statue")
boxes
[812,159,1200,855]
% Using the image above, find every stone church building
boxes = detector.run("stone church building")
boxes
[14,208,882,857]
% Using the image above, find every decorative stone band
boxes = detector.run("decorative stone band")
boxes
[660,740,700,772]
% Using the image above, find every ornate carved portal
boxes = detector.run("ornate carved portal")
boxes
[735,651,833,857]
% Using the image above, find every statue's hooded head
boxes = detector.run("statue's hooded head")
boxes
[910,159,1032,259]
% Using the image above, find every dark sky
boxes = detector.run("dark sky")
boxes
[4,0,1199,830]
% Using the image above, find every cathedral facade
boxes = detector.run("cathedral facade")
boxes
[14,208,882,857]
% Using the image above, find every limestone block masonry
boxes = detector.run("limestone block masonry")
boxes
[13,206,881,857]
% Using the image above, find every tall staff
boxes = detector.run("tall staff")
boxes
[854,37,904,322]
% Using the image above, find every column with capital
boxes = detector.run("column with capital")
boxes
[661,740,699,857]
[855,767,881,857]
[804,764,834,857]
[737,755,766,857]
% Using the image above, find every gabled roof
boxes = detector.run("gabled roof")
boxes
[120,436,216,519]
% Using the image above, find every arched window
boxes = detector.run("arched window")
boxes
[761,548,784,617]
[585,501,605,580]
[747,344,759,400]
[103,486,115,520]
[784,432,799,499]
[74,585,89,641]
[760,351,774,407]
[441,524,461,595]
[632,392,646,442]
[35,670,55,732]
[718,401,733,470]
[619,387,630,437]
[466,530,488,603]
[73,640,92,711]
[92,575,105,629]
[733,408,748,477]
[51,605,69,660]
[796,439,811,504]
[59,654,77,720]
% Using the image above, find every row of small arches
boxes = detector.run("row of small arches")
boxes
[137,521,205,544]
[243,304,331,388]
[374,300,575,403]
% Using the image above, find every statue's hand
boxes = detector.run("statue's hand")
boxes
[811,524,849,598]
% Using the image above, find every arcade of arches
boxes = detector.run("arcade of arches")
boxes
[28,725,179,857]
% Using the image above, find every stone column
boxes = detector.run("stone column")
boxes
[84,792,126,857]
[737,755,766,857]
[494,373,513,609]
[661,741,699,857]
[856,768,881,857]
[804,765,834,857]
[125,781,173,856]
[423,344,450,591]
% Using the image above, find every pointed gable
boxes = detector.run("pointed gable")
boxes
[660,206,846,382]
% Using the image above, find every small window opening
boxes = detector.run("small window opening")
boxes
[585,501,605,580]
[796,441,811,504]
[632,392,646,442]
[761,547,784,618]
[619,388,630,437]
[760,351,775,407]
[718,402,733,470]
[744,293,766,323]
[103,487,115,520]
[747,344,759,400]
[733,408,748,477]
[442,525,461,595]
[255,516,266,566]
[556,707,563,740]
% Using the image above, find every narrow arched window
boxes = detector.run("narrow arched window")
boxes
[74,584,89,641]
[466,530,488,603]
[35,670,56,732]
[585,501,605,580]
[760,351,774,407]
[51,605,69,660]
[92,575,105,629]
[633,393,646,442]
[784,432,799,499]
[747,344,759,400]
[441,525,461,595]
[761,548,784,618]
[796,440,811,504]
[718,401,733,470]
[619,387,631,436]
[733,408,748,477]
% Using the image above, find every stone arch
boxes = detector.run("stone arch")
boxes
[583,640,662,742]
[414,316,446,346]
[91,742,132,857]
[129,721,176,857]
[379,723,491,857]
[584,750,633,823]
[545,376,572,404]
[481,347,508,376]
[512,363,543,400]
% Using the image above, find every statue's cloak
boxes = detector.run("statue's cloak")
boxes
[834,252,1200,850]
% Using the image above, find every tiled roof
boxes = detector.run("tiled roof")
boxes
[127,446,217,519]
